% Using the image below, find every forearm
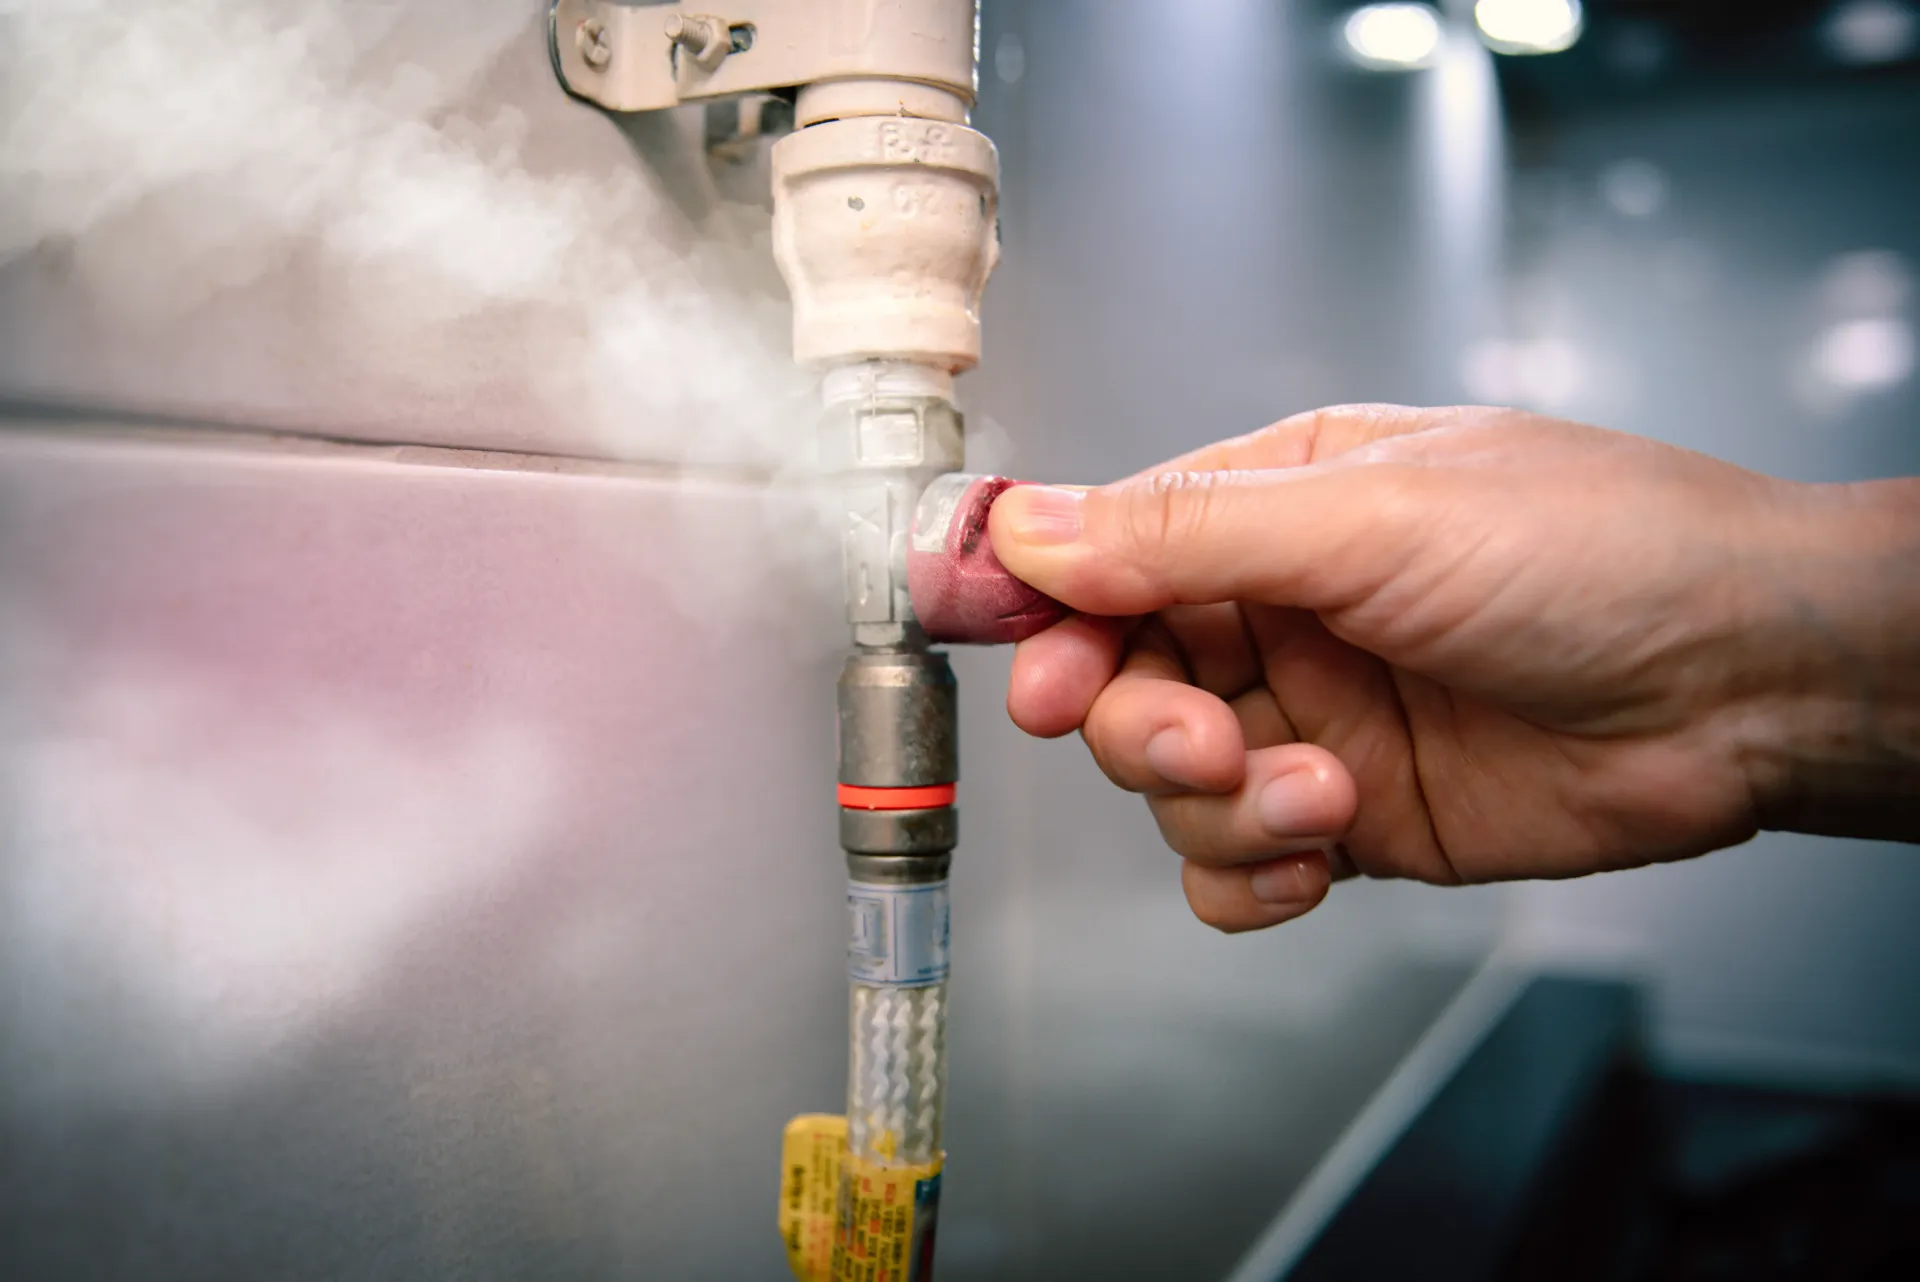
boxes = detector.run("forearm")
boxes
[1750,477,1920,841]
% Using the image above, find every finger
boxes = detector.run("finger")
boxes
[1157,603,1263,700]
[1181,851,1333,934]
[1147,403,1465,476]
[1081,635,1245,795]
[1243,605,1454,884]
[1147,742,1358,867]
[1326,845,1360,882]
[989,456,1417,619]
[1005,613,1127,738]
[989,403,1480,618]
[1229,685,1296,751]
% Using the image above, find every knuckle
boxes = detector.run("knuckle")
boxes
[1148,795,1235,864]
[1084,735,1138,793]
[1147,795,1202,857]
[1080,697,1142,792]
[1316,403,1434,458]
[1368,469,1431,540]
[1322,402,1417,428]
[1299,408,1330,462]
[1114,470,1220,583]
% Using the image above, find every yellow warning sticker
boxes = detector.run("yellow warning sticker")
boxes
[780,1115,844,1280]
[779,1114,943,1282]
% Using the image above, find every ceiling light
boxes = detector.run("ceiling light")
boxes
[1475,0,1584,55]
[1814,317,1914,392]
[1824,1,1918,65]
[1460,336,1589,410]
[1343,4,1445,70]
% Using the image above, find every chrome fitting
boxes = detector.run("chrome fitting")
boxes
[820,364,965,647]
[836,650,958,789]
[839,806,959,856]
[845,852,952,887]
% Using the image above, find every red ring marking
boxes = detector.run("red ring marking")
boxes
[837,783,957,811]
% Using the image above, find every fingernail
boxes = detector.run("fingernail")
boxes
[1145,728,1203,789]
[1001,485,1084,545]
[1257,772,1321,838]
[1250,858,1314,905]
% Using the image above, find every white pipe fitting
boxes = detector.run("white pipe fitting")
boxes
[771,114,1000,373]
[820,360,956,408]
[793,79,970,128]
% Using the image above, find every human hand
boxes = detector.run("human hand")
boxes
[988,404,1917,932]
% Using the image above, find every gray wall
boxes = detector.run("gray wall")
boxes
[1497,80,1920,1085]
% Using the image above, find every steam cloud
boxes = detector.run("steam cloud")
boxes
[0,0,849,1104]
[0,0,816,469]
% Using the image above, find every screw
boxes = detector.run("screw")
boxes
[577,18,612,70]
[665,13,730,70]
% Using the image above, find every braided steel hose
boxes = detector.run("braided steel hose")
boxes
[848,980,947,1167]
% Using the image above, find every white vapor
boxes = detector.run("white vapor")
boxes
[0,650,560,1105]
[0,0,850,1107]
[0,0,816,470]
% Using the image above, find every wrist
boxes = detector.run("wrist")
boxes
[1743,478,1920,839]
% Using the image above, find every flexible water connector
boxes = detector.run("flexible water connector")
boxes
[832,649,956,1277]
[814,375,1074,1279]
[846,853,949,1169]
[836,655,957,1042]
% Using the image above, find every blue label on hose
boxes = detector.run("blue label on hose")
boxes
[847,880,950,987]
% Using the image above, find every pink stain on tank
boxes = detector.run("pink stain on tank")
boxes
[906,475,1069,645]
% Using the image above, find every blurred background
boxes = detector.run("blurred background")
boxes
[1,1,1915,1278]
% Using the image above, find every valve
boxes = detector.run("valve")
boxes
[908,473,1071,646]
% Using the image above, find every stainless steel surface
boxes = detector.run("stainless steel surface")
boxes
[0,429,849,1281]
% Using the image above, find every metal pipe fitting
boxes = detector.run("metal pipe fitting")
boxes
[837,650,958,792]
[840,807,959,857]
[845,852,952,886]
[820,367,965,648]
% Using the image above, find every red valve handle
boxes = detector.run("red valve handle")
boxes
[906,475,1071,645]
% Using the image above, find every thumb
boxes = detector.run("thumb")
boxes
[987,463,1395,617]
